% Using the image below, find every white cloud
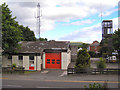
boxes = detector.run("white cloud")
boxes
[59,17,118,43]
[99,8,118,17]
[112,17,118,31]
[1,0,119,39]
[63,19,95,26]
[59,23,102,43]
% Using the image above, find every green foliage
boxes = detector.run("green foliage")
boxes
[19,25,36,41]
[76,49,90,69]
[2,3,37,55]
[75,64,87,69]
[84,83,107,89]
[78,43,89,49]
[12,63,16,68]
[2,3,23,54]
[97,58,106,69]
[88,51,96,57]
[100,36,113,57]
[112,28,120,60]
[37,37,47,41]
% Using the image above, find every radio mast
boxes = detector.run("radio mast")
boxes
[37,3,41,39]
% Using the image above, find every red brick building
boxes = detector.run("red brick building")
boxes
[89,41,101,53]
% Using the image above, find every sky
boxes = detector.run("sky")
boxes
[0,0,119,43]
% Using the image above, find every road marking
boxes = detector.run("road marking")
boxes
[41,70,49,74]
[59,71,67,77]
[0,78,8,79]
[44,80,120,84]
[3,85,22,88]
[36,86,62,88]
[23,79,33,80]
[2,77,120,84]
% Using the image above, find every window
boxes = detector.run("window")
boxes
[52,62,55,64]
[52,59,55,61]
[19,56,23,60]
[57,60,60,61]
[47,62,50,64]
[29,56,34,60]
[8,56,12,59]
[57,62,60,64]
[47,59,50,61]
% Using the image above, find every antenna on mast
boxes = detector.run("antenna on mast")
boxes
[36,3,42,40]
[100,2,103,23]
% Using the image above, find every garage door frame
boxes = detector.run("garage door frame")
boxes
[45,52,61,69]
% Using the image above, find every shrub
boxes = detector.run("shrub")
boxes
[96,58,106,69]
[88,51,96,57]
[76,49,90,69]
[84,82,108,89]
[12,64,16,68]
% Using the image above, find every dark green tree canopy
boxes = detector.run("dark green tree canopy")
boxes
[78,43,89,49]
[2,3,23,54]
[112,28,120,52]
[19,25,36,41]
[37,37,47,41]
[112,28,120,58]
[2,3,37,54]
[76,49,90,68]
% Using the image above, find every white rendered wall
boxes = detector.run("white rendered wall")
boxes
[23,56,29,70]
[43,52,46,69]
[61,52,68,70]
[2,56,12,67]
[12,56,18,67]
[61,50,71,70]
[34,56,36,70]
[67,49,71,66]
[36,56,41,71]
[34,55,42,71]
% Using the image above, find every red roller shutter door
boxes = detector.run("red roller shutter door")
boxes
[45,53,61,69]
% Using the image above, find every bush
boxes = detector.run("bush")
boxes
[96,58,106,69]
[84,82,108,89]
[12,64,16,68]
[76,49,90,69]
[84,83,102,89]
[88,51,96,57]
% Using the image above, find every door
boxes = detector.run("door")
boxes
[45,53,61,69]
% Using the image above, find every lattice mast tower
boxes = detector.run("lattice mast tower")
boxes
[37,3,41,39]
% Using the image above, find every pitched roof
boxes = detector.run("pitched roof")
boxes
[18,41,70,53]
[90,41,100,46]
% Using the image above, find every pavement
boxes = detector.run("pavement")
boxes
[2,69,120,89]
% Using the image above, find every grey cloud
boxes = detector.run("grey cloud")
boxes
[18,2,37,8]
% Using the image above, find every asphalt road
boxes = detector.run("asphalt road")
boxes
[2,79,119,88]
[2,69,120,89]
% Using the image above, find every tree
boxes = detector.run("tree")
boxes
[99,37,113,57]
[76,49,90,68]
[78,43,89,49]
[96,58,106,73]
[37,37,47,41]
[2,3,23,54]
[19,25,36,41]
[112,28,120,60]
[88,51,96,57]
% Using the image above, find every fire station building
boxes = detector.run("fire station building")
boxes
[2,40,71,71]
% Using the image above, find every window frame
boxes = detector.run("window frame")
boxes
[8,55,12,60]
[29,56,34,60]
[18,55,23,60]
